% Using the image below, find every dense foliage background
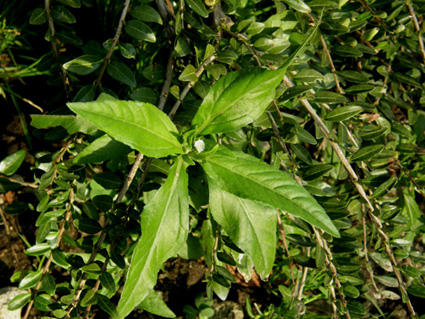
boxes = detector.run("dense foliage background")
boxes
[1,0,425,318]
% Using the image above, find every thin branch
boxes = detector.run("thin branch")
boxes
[158,55,175,111]
[45,0,69,97]
[94,0,131,89]
[168,55,216,119]
[407,3,425,65]
[319,34,344,94]
[23,190,74,319]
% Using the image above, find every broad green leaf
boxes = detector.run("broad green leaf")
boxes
[186,0,209,18]
[63,55,102,75]
[8,292,31,311]
[130,5,162,24]
[350,144,384,162]
[30,8,46,25]
[209,183,277,278]
[401,188,421,227]
[192,22,320,135]
[68,96,184,158]
[139,290,176,318]
[117,157,189,319]
[0,150,26,176]
[73,135,132,164]
[125,20,156,42]
[199,146,339,237]
[31,114,98,135]
[282,0,311,13]
[325,105,363,122]
[107,61,136,87]
[192,67,285,135]
[19,270,43,289]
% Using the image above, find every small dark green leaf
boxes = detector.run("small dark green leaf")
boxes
[125,20,156,42]
[212,273,231,288]
[290,144,313,165]
[30,8,46,25]
[217,252,237,266]
[74,218,102,234]
[63,55,102,75]
[8,292,31,311]
[42,274,56,296]
[344,84,375,94]
[130,5,162,24]
[81,263,102,274]
[0,178,21,193]
[370,177,397,199]
[19,270,43,289]
[391,72,421,87]
[100,272,116,293]
[350,145,385,162]
[57,0,81,7]
[130,87,158,105]
[313,91,348,104]
[337,70,369,83]
[325,106,363,122]
[347,301,367,316]
[51,6,76,24]
[52,249,70,268]
[358,125,387,140]
[0,150,26,176]
[303,164,334,181]
[73,84,96,102]
[93,173,122,189]
[295,126,317,144]
[305,180,336,197]
[98,294,119,318]
[333,45,363,57]
[280,85,311,101]
[81,289,98,307]
[92,195,113,212]
[107,61,136,87]
[119,43,136,59]
[186,0,209,18]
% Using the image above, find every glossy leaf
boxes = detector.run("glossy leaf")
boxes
[337,70,369,83]
[313,91,348,104]
[68,96,184,158]
[192,67,285,135]
[293,69,324,83]
[31,114,98,135]
[199,146,339,237]
[51,6,76,23]
[117,157,189,319]
[325,105,363,122]
[30,8,46,25]
[0,150,26,176]
[19,270,43,289]
[25,243,51,256]
[98,294,119,319]
[8,292,31,311]
[93,173,122,189]
[107,61,136,87]
[130,5,162,24]
[179,64,198,82]
[350,144,385,162]
[401,188,421,227]
[63,55,102,75]
[186,0,209,18]
[283,0,311,13]
[209,183,277,278]
[125,20,156,42]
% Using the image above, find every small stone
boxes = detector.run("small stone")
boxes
[0,287,22,319]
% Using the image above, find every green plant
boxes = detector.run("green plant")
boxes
[184,294,215,319]
[2,0,425,318]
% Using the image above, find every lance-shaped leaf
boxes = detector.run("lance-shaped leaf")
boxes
[199,146,339,237]
[192,22,320,136]
[209,183,276,279]
[68,96,184,158]
[117,157,189,319]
